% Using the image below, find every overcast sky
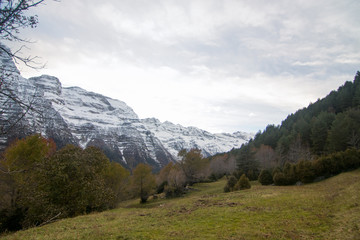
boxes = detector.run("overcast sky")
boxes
[10,0,360,133]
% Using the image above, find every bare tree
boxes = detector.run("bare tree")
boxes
[0,0,53,136]
[0,0,50,65]
[255,144,277,169]
[287,135,313,164]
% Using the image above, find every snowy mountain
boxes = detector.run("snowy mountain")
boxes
[0,45,252,170]
[141,118,251,159]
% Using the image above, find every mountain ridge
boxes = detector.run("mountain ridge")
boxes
[0,46,252,169]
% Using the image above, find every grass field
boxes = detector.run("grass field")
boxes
[1,169,360,240]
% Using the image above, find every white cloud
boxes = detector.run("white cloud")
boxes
[9,0,360,133]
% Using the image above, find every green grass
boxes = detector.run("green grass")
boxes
[2,169,360,240]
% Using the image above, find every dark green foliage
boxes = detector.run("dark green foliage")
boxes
[273,162,297,186]
[313,149,360,178]
[164,184,185,198]
[225,72,360,179]
[44,145,117,215]
[209,173,218,182]
[235,144,259,180]
[0,136,129,232]
[258,169,273,185]
[232,170,244,180]
[273,149,360,186]
[0,208,24,232]
[224,175,238,192]
[223,184,231,193]
[157,181,168,194]
[327,109,360,152]
[224,173,251,192]
[282,162,297,185]
[235,174,251,190]
[295,160,316,183]
[310,112,335,154]
[273,172,288,186]
[253,125,281,149]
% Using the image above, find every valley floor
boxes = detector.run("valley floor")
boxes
[2,169,360,240]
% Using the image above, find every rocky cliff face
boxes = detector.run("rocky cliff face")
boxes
[141,118,251,159]
[0,46,252,170]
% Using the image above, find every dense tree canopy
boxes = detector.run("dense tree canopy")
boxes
[0,135,129,232]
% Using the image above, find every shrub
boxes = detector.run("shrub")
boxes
[164,184,185,198]
[223,185,231,193]
[273,172,287,185]
[157,181,168,194]
[235,174,251,190]
[342,148,360,169]
[295,160,316,184]
[258,169,273,185]
[224,175,237,192]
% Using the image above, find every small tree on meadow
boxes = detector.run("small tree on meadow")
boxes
[224,175,237,192]
[235,174,251,190]
[131,163,156,203]
[258,169,273,185]
[178,148,209,185]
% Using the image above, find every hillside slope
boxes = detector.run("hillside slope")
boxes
[2,169,359,240]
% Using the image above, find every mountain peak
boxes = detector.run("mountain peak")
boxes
[29,75,62,95]
[1,44,252,170]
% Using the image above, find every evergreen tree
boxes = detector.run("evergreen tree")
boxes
[328,109,360,152]
[258,169,273,185]
[235,174,251,190]
[224,175,237,192]
[235,143,259,180]
[310,111,335,154]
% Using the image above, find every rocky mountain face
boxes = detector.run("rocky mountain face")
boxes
[0,46,252,170]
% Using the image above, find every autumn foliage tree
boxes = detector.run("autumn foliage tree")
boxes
[178,148,209,185]
[0,135,56,231]
[131,163,156,203]
[0,135,130,232]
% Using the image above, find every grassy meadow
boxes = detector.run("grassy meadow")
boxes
[1,169,360,240]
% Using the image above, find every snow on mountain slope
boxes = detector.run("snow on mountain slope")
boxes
[28,75,174,169]
[1,44,252,169]
[141,118,251,159]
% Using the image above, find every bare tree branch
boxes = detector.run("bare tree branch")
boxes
[37,212,62,227]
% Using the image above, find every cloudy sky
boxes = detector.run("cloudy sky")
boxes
[10,0,360,133]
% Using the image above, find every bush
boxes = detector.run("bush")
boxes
[157,181,168,194]
[313,149,360,178]
[295,160,316,184]
[273,172,287,186]
[258,169,273,185]
[223,185,231,193]
[235,174,251,190]
[273,171,296,186]
[164,184,185,198]
[342,148,360,169]
[224,175,237,192]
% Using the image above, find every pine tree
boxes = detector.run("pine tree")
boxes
[235,174,251,190]
[258,169,273,185]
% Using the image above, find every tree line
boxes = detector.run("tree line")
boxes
[220,71,360,189]
[0,135,227,233]
[0,135,131,232]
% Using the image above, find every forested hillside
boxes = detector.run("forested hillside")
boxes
[215,72,360,181]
